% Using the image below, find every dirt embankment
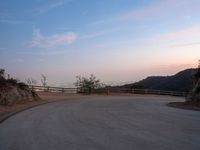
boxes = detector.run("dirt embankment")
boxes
[0,91,84,116]
[0,84,40,106]
[168,79,200,111]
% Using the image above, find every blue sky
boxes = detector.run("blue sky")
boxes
[0,0,200,86]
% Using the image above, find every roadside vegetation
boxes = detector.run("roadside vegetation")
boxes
[74,74,102,94]
[186,66,200,105]
[168,62,200,110]
[0,69,40,106]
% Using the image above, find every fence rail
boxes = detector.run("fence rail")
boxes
[131,89,187,97]
[94,88,187,97]
[30,85,187,97]
[30,85,78,93]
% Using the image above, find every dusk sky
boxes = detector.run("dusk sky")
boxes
[0,0,200,87]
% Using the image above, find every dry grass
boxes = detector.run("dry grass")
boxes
[167,102,200,111]
[0,92,84,115]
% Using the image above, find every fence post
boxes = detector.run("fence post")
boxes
[107,86,110,95]
[145,89,148,94]
[76,88,78,94]
[45,86,50,92]
[158,90,161,95]
[184,92,187,97]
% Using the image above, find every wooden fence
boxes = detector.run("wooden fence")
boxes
[30,85,187,97]
[30,85,78,94]
[94,87,187,97]
[129,89,186,97]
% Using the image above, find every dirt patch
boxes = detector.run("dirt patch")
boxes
[0,84,40,105]
[0,92,85,122]
[167,102,200,111]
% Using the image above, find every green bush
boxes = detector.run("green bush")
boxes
[74,74,101,94]
[18,82,29,90]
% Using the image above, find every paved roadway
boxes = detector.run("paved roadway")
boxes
[0,95,200,150]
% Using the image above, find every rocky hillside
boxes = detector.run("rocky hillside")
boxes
[121,68,198,92]
[186,68,200,104]
[0,69,40,106]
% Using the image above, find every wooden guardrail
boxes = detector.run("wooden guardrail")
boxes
[30,85,187,97]
[94,88,187,97]
[131,89,187,97]
[30,85,78,94]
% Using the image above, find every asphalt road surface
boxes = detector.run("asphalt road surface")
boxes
[0,95,200,150]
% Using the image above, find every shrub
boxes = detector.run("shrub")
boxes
[74,74,101,94]
[7,78,19,86]
[18,82,29,90]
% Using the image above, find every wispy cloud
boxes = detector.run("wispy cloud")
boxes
[149,63,196,75]
[81,28,120,39]
[0,19,25,24]
[30,28,77,48]
[0,48,7,50]
[169,42,200,48]
[18,50,68,56]
[143,25,200,47]
[33,0,73,15]
[16,58,24,63]
[0,12,26,24]
[87,24,200,50]
[92,0,199,25]
[160,26,200,40]
[182,15,192,20]
[0,12,9,19]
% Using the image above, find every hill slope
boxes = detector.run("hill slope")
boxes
[0,69,40,106]
[122,68,198,92]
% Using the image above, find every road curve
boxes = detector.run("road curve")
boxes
[0,95,200,150]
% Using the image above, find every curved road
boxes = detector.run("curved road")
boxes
[0,95,200,150]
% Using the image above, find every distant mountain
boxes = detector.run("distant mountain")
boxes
[121,68,198,92]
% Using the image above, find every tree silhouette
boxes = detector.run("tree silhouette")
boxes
[74,74,101,94]
[41,74,47,87]
[26,78,37,86]
[0,69,5,78]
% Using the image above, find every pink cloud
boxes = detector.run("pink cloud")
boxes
[163,26,200,39]
[92,0,199,25]
[147,63,196,76]
[33,0,73,15]
[169,42,200,48]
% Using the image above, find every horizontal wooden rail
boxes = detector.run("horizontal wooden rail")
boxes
[29,85,187,97]
[94,88,187,97]
[131,89,187,97]
[29,85,78,94]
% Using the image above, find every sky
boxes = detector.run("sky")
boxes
[0,0,200,87]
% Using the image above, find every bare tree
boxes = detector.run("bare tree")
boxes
[0,69,5,78]
[0,69,6,83]
[41,74,47,87]
[26,78,37,86]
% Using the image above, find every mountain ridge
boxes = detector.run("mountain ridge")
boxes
[120,68,198,92]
